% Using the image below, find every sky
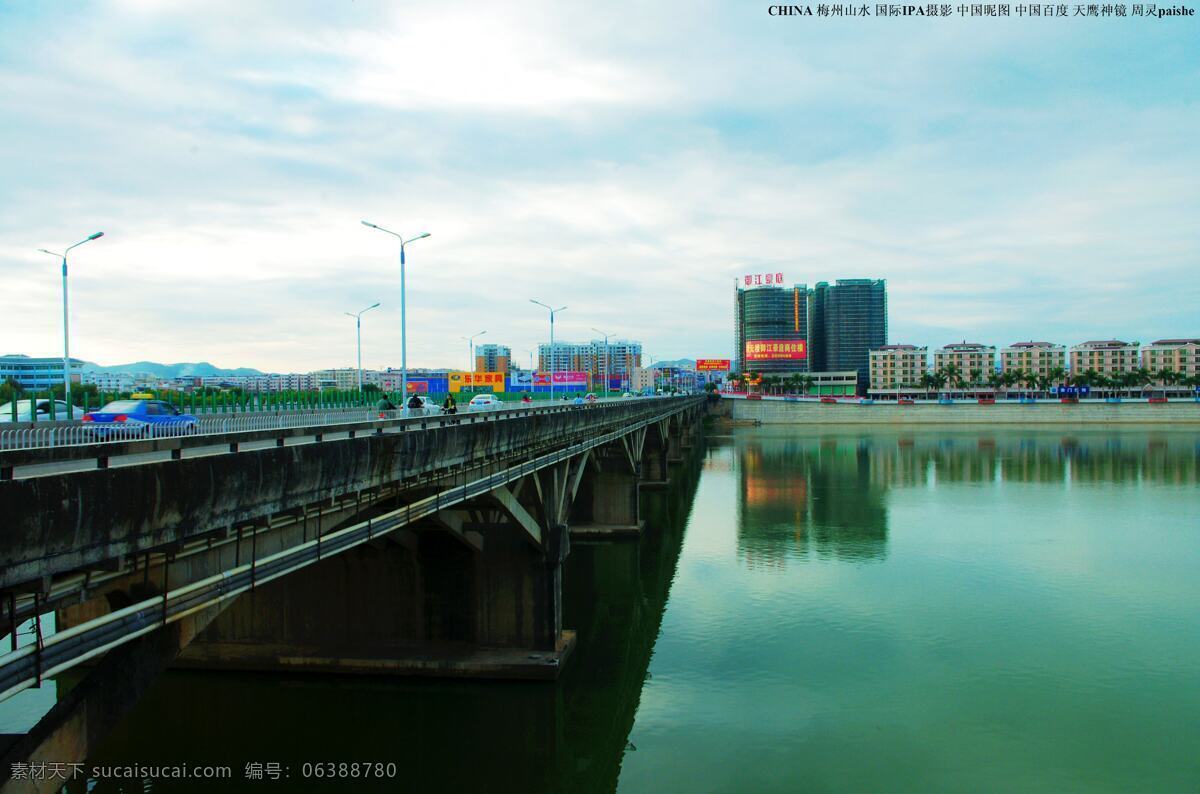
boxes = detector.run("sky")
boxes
[1,0,1197,373]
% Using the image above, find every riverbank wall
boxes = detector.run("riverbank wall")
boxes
[728,398,1200,425]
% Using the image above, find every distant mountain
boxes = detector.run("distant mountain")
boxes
[81,361,265,378]
[650,359,696,370]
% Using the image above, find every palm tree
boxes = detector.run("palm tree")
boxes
[800,375,815,395]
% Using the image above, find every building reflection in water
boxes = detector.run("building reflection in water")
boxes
[735,428,1198,568]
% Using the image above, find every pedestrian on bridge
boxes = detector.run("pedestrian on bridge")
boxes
[442,393,458,414]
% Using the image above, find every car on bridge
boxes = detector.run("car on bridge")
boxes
[467,394,501,411]
[82,399,199,438]
[0,399,86,423]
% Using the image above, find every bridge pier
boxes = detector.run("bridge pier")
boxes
[640,422,671,490]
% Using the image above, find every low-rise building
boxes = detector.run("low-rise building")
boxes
[933,342,996,383]
[1001,341,1066,377]
[1069,340,1140,376]
[869,345,927,390]
[1142,338,1199,381]
[0,354,84,391]
[82,371,136,393]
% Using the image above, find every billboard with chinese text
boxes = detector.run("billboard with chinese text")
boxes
[742,272,785,287]
[447,371,506,393]
[696,359,731,371]
[745,340,806,361]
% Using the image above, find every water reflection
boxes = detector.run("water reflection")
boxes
[734,428,1198,567]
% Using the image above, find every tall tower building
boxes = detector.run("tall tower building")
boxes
[733,280,810,374]
[811,279,887,392]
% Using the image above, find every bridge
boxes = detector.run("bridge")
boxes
[0,395,706,791]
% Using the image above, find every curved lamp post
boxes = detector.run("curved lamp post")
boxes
[530,300,566,401]
[38,231,104,412]
[361,221,430,409]
[345,302,380,391]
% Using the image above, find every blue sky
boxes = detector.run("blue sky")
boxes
[1,0,1197,372]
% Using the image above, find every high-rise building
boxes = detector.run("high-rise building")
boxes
[733,282,810,375]
[538,342,594,375]
[810,279,887,392]
[475,343,511,374]
[539,340,643,387]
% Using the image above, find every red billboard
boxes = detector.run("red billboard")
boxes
[745,340,806,362]
[696,359,731,371]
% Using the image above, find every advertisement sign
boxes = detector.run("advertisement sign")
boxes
[745,340,807,362]
[696,359,731,372]
[742,272,785,287]
[533,371,588,387]
[1051,385,1090,397]
[405,381,429,393]
[448,371,506,393]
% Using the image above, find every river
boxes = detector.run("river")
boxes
[57,426,1200,791]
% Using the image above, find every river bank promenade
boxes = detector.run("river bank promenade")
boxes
[724,396,1200,425]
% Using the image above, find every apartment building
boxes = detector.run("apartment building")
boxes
[1069,340,1140,376]
[868,345,928,390]
[1001,341,1066,376]
[933,342,996,381]
[1142,338,1199,380]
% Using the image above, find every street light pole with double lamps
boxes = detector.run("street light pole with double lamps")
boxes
[345,303,380,392]
[592,328,613,399]
[38,231,104,412]
[462,330,487,373]
[361,221,430,410]
[530,300,566,401]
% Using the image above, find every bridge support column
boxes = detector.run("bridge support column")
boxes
[641,422,671,490]
[569,442,643,540]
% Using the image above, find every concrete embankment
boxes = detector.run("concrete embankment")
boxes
[729,399,1200,425]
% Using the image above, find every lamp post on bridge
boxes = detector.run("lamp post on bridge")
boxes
[361,221,430,410]
[462,330,487,374]
[530,300,566,401]
[38,231,104,412]
[345,302,380,392]
[592,327,613,399]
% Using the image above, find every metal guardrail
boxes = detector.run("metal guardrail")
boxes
[0,398,651,453]
[0,398,702,703]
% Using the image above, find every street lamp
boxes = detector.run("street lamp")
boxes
[530,300,566,401]
[592,327,613,399]
[361,221,430,410]
[462,330,487,373]
[38,231,104,412]
[345,303,380,392]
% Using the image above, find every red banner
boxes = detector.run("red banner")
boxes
[745,340,806,362]
[696,359,731,371]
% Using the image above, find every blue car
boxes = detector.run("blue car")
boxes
[83,399,199,438]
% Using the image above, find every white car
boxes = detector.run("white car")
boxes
[0,399,86,423]
[402,395,442,416]
[467,394,501,411]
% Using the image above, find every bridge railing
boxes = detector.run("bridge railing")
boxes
[0,396,676,455]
